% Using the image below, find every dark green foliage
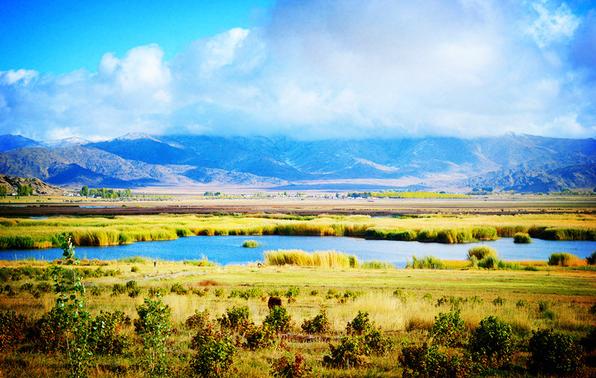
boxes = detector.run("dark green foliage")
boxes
[347,311,372,335]
[244,324,277,350]
[111,283,126,296]
[88,311,130,356]
[587,251,596,265]
[528,329,583,375]
[407,256,444,269]
[323,335,369,368]
[513,232,532,243]
[271,353,311,377]
[228,287,262,299]
[170,282,188,295]
[301,310,330,334]
[17,183,33,196]
[478,255,499,269]
[186,310,211,330]
[217,306,252,333]
[430,310,466,347]
[134,297,171,376]
[264,306,292,334]
[468,316,513,368]
[399,343,465,378]
[0,235,35,249]
[0,310,29,350]
[345,311,392,355]
[468,246,497,260]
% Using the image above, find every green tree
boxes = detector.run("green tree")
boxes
[0,185,7,197]
[80,186,88,197]
[17,183,33,196]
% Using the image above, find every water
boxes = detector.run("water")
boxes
[1,236,594,266]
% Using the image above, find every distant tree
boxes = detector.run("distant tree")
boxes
[0,186,7,197]
[17,183,33,196]
[80,185,89,197]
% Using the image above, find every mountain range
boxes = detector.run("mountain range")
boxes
[0,133,594,192]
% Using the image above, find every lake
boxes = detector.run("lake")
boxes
[1,236,594,266]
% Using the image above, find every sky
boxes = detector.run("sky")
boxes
[0,0,594,141]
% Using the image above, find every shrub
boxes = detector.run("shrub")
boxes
[190,321,236,377]
[111,283,126,296]
[468,316,513,368]
[264,250,358,268]
[361,260,395,269]
[301,310,330,334]
[548,252,585,267]
[263,306,292,334]
[229,287,263,300]
[134,297,171,377]
[430,310,466,347]
[131,266,139,272]
[186,310,211,330]
[347,311,372,335]
[407,256,444,269]
[88,311,130,356]
[217,306,252,333]
[242,240,260,248]
[244,324,277,350]
[528,329,583,375]
[587,251,596,265]
[285,287,300,302]
[478,256,499,269]
[323,335,369,368]
[0,310,29,350]
[399,343,465,378]
[468,246,497,260]
[271,353,311,377]
[345,311,391,355]
[513,232,532,244]
[170,282,188,295]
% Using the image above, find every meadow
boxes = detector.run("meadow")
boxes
[0,256,594,377]
[1,212,595,249]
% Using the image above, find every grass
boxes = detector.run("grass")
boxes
[242,240,260,248]
[0,259,594,376]
[264,250,358,268]
[0,213,594,249]
[513,232,532,243]
[406,256,445,269]
[548,253,587,267]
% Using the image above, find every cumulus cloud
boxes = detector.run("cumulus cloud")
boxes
[0,0,594,140]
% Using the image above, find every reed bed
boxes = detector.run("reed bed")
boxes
[264,250,358,268]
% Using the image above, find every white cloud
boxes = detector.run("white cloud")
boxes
[0,0,594,140]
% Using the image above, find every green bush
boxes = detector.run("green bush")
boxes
[587,251,596,265]
[323,335,369,368]
[513,232,532,243]
[528,329,583,375]
[217,306,252,333]
[430,310,466,347]
[301,310,330,334]
[345,311,392,355]
[186,310,211,330]
[271,353,311,378]
[468,246,497,260]
[111,283,126,296]
[88,311,130,356]
[347,311,372,335]
[478,255,500,269]
[399,343,465,378]
[264,306,292,334]
[170,282,188,295]
[190,322,236,377]
[548,252,584,266]
[242,240,260,248]
[134,297,172,377]
[407,256,444,269]
[244,324,277,350]
[468,316,513,368]
[0,310,29,350]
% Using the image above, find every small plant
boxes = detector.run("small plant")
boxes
[170,282,188,295]
[323,335,369,368]
[111,283,126,296]
[492,297,505,306]
[430,310,466,347]
[88,311,130,356]
[285,287,300,302]
[301,310,330,334]
[271,353,311,377]
[513,232,532,243]
[0,310,29,350]
[407,256,444,269]
[190,320,236,377]
[244,324,277,350]
[130,265,139,272]
[217,306,252,333]
[242,240,260,248]
[400,342,465,377]
[528,329,583,375]
[134,297,171,376]
[264,306,292,334]
[468,316,513,368]
[587,251,596,265]
[186,310,211,330]
[345,311,391,355]
[548,252,585,267]
[214,288,224,297]
[468,246,497,260]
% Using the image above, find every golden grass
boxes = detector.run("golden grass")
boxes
[264,250,358,268]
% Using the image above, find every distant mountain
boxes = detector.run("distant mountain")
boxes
[0,134,40,152]
[0,133,594,192]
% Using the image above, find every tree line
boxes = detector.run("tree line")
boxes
[80,186,132,199]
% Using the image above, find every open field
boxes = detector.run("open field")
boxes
[1,212,594,249]
[0,259,594,377]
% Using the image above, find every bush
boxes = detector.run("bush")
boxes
[111,283,126,296]
[468,246,497,261]
[528,329,583,375]
[131,265,139,272]
[347,311,372,335]
[242,240,260,248]
[271,353,311,377]
[0,310,29,350]
[478,256,500,269]
[399,343,465,378]
[345,311,392,355]
[134,297,171,377]
[170,282,188,295]
[323,335,369,368]
[548,252,585,267]
[587,251,596,265]
[217,306,252,333]
[513,232,532,243]
[244,324,277,350]
[186,310,211,330]
[190,321,236,377]
[468,316,513,368]
[88,311,130,356]
[301,310,330,334]
[264,306,292,334]
[430,310,466,347]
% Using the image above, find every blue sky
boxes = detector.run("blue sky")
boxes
[0,0,594,141]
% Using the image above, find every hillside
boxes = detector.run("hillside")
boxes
[0,174,63,195]
[0,133,594,192]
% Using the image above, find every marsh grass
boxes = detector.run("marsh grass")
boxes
[242,240,260,248]
[548,253,586,267]
[264,250,358,268]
